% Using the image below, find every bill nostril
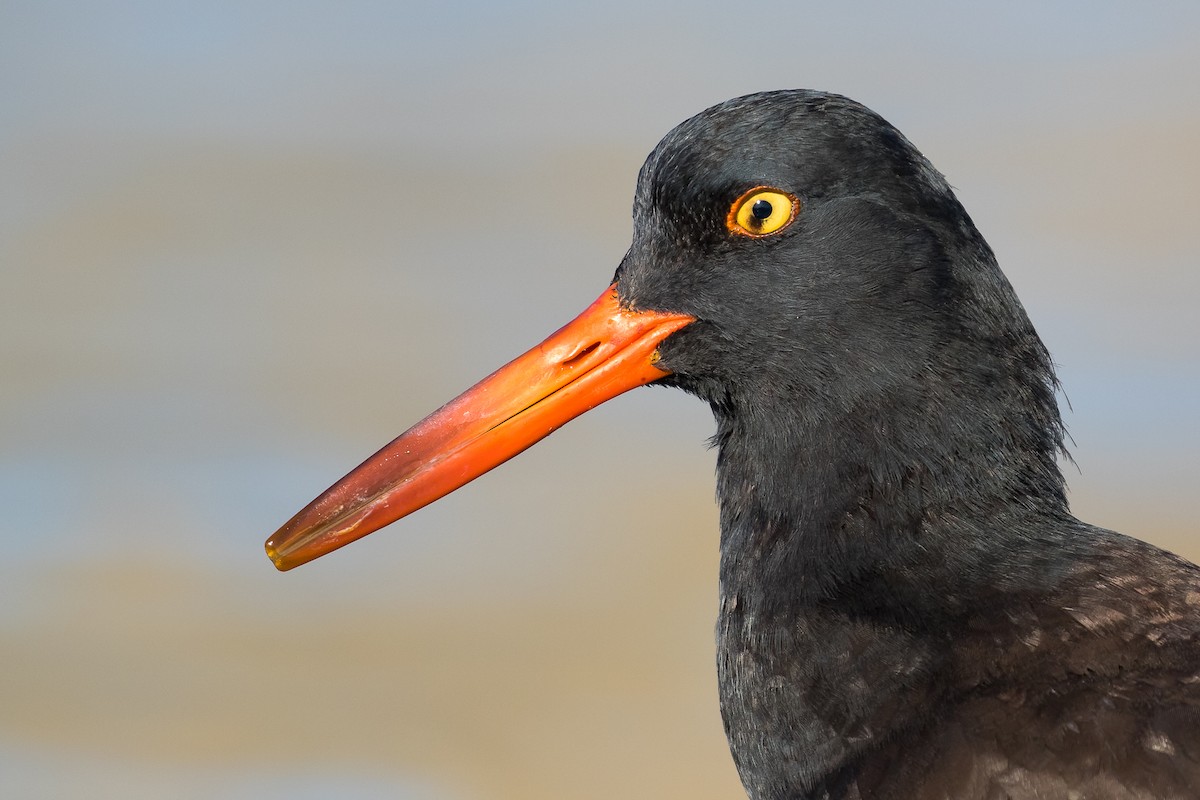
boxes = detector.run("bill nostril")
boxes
[562,341,600,367]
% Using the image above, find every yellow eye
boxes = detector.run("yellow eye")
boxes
[727,187,799,237]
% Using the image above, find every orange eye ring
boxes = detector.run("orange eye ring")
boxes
[726,187,799,237]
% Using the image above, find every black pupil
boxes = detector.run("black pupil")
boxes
[750,199,773,221]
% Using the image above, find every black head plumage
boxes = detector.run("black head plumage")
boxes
[617,90,1068,550]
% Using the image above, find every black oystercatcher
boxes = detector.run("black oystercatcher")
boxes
[266,91,1200,799]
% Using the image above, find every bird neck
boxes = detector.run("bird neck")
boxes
[713,375,1073,613]
[710,364,1076,798]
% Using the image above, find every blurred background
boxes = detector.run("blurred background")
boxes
[2,2,1198,798]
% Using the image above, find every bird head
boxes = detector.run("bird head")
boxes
[265,90,1066,572]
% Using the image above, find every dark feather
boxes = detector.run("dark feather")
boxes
[615,90,1200,799]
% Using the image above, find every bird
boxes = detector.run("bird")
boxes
[265,90,1200,799]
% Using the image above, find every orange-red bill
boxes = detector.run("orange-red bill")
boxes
[265,284,694,571]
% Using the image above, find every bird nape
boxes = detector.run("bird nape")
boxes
[265,90,1200,799]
